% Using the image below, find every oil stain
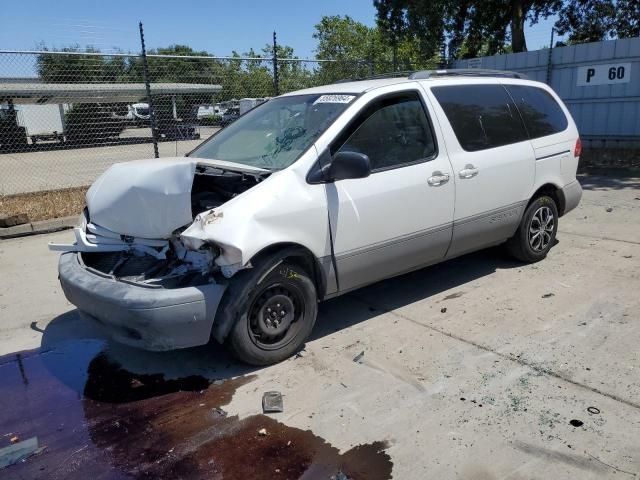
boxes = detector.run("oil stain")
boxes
[0,346,393,479]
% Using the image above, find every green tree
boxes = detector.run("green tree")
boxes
[615,0,640,38]
[36,44,130,83]
[374,0,562,58]
[312,15,432,80]
[554,0,616,43]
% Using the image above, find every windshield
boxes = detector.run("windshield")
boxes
[189,93,355,170]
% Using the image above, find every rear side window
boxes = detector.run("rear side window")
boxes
[505,85,568,138]
[431,84,528,152]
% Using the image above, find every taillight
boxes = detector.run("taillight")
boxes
[574,138,582,157]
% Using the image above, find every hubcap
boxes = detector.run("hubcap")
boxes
[529,206,555,252]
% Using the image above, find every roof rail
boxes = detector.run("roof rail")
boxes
[408,69,527,80]
[332,71,413,84]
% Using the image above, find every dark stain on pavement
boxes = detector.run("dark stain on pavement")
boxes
[0,346,392,479]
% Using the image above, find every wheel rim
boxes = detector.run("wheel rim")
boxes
[248,283,305,351]
[528,206,555,252]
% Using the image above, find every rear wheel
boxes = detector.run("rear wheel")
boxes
[506,195,558,263]
[225,261,317,365]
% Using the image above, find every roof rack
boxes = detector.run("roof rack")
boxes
[332,71,413,84]
[331,68,527,85]
[408,69,527,80]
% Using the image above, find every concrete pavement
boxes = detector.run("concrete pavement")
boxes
[0,174,638,479]
[0,126,219,195]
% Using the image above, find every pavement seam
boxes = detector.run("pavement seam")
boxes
[559,230,640,245]
[348,293,640,412]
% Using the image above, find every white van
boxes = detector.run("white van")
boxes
[50,70,582,365]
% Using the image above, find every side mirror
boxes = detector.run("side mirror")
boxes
[328,151,371,181]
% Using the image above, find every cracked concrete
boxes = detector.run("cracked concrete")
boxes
[0,174,638,478]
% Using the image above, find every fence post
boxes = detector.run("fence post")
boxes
[439,37,448,69]
[272,31,280,97]
[546,27,555,85]
[139,21,159,159]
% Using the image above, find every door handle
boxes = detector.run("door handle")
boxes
[427,171,450,186]
[459,164,479,179]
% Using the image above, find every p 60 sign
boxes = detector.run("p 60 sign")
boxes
[577,63,631,86]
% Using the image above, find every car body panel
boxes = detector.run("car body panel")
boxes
[315,82,455,291]
[58,252,226,350]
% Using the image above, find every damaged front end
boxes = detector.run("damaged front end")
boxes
[49,157,268,350]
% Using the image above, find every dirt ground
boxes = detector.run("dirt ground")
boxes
[0,174,638,479]
[0,186,87,222]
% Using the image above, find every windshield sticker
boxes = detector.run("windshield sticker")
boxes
[313,94,355,105]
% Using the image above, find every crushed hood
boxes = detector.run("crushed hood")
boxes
[87,158,196,239]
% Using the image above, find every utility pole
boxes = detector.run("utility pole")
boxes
[139,21,159,158]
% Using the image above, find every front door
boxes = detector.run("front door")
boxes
[323,88,455,292]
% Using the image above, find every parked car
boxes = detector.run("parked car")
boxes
[50,70,582,365]
[220,107,240,126]
[65,104,126,145]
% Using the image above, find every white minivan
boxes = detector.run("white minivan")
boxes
[51,70,582,365]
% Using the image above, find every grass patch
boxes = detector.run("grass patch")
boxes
[0,186,87,223]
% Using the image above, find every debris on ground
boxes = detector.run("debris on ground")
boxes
[257,428,268,436]
[440,307,447,313]
[569,419,584,427]
[587,407,601,415]
[262,391,284,414]
[541,293,555,298]
[0,436,40,469]
[353,351,365,363]
[623,255,633,259]
[9,436,18,444]
[606,207,613,212]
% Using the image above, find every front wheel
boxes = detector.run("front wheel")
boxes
[506,195,559,263]
[226,262,317,365]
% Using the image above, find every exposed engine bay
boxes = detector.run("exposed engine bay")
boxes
[49,159,269,287]
[191,163,264,216]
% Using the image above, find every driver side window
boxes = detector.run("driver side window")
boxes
[334,91,436,171]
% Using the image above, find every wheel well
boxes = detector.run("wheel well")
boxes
[530,183,566,216]
[249,243,327,300]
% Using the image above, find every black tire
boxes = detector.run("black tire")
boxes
[506,195,559,263]
[224,260,317,365]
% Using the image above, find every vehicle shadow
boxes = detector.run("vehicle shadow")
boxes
[38,310,257,399]
[311,246,522,340]
[37,246,520,399]
[578,173,640,191]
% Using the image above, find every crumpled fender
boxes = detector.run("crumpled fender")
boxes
[180,167,330,270]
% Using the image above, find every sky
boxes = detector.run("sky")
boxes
[0,0,560,59]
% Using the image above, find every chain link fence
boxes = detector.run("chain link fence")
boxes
[0,50,387,199]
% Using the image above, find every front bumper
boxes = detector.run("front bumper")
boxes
[58,252,226,351]
[562,180,583,215]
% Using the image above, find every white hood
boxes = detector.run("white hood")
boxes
[87,158,196,239]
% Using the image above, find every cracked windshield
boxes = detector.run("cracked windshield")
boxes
[189,94,354,170]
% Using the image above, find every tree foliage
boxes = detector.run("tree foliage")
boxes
[375,0,638,60]
[554,0,639,44]
[313,14,438,80]
[374,0,563,58]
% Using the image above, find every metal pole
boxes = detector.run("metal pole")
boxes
[272,31,280,96]
[139,21,159,159]
[546,27,554,85]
